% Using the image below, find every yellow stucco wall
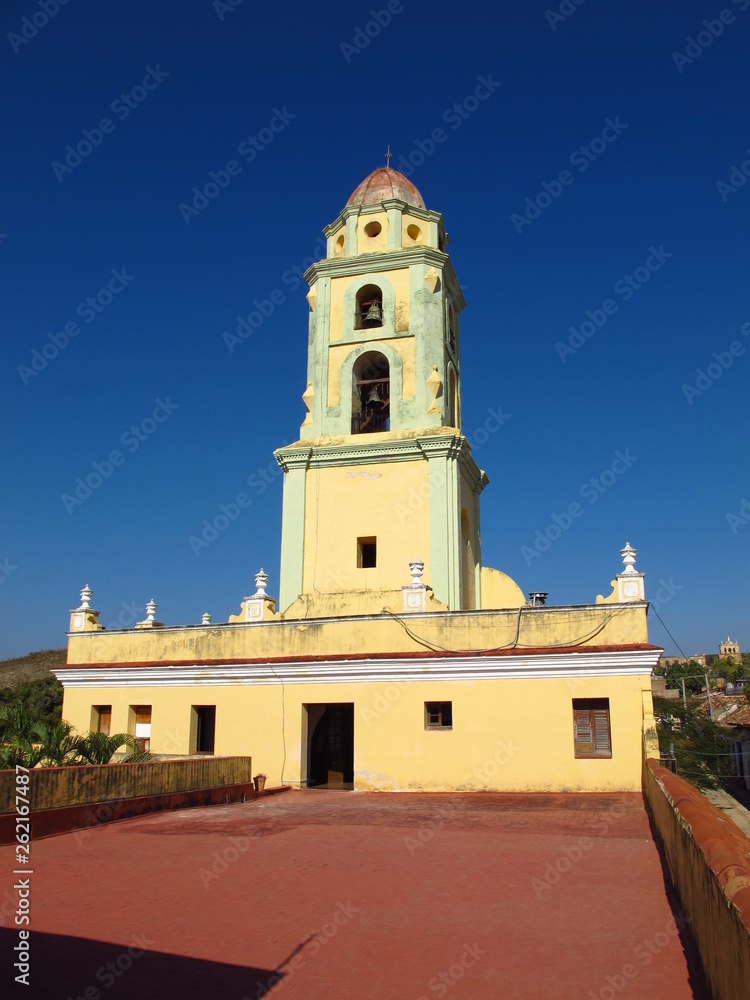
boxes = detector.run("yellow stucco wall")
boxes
[327,335,415,408]
[66,603,649,665]
[355,210,388,254]
[60,673,653,793]
[401,212,428,247]
[481,567,526,609]
[328,269,411,344]
[301,460,432,594]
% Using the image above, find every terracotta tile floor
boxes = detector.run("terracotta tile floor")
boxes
[1,791,710,999]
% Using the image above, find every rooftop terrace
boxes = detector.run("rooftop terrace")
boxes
[2,790,709,999]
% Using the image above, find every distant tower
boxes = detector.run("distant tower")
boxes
[720,636,741,662]
[275,167,486,614]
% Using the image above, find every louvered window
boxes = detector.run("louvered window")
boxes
[573,699,611,758]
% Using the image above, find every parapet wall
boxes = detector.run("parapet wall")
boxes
[0,756,253,814]
[644,759,750,1000]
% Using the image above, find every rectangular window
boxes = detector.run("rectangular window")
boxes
[573,699,611,758]
[425,702,453,730]
[91,705,112,736]
[130,705,152,753]
[357,536,377,568]
[192,705,216,754]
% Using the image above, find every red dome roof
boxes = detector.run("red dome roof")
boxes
[346,168,425,209]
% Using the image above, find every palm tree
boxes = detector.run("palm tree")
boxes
[78,732,136,764]
[0,706,42,768]
[32,720,86,767]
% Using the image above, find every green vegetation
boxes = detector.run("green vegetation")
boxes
[653,696,736,790]
[0,710,150,769]
[0,649,153,768]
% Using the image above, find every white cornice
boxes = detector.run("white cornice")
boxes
[54,648,660,688]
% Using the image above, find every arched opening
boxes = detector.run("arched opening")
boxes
[334,233,345,257]
[448,303,456,353]
[461,509,476,609]
[352,351,390,434]
[308,704,354,788]
[449,369,457,427]
[355,284,383,330]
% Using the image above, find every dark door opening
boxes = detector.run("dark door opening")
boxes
[308,704,354,788]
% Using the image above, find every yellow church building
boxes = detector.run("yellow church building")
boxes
[56,167,660,792]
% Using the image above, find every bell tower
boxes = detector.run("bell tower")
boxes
[275,167,487,615]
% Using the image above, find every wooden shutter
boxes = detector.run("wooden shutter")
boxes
[98,708,111,736]
[573,700,611,757]
[573,708,594,755]
[592,709,611,756]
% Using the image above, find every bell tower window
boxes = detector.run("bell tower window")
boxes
[356,284,383,330]
[352,351,390,434]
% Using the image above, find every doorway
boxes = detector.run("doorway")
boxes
[306,704,354,788]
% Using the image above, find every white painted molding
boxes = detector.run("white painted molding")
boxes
[54,648,661,689]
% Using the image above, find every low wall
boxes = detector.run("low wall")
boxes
[0,756,253,814]
[644,759,750,1000]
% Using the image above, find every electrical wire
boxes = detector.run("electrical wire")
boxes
[381,604,634,656]
[648,604,691,659]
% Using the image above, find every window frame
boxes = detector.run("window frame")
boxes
[572,698,612,759]
[424,701,453,731]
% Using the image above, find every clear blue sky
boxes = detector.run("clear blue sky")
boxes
[2,0,749,659]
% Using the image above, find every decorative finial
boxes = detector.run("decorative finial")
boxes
[409,559,425,584]
[201,612,212,625]
[79,585,93,610]
[620,542,637,574]
[385,144,392,167]
[143,599,158,624]
[254,569,269,598]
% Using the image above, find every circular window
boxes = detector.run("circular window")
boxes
[364,221,382,238]
[407,223,421,242]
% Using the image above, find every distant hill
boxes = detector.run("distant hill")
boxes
[0,649,66,689]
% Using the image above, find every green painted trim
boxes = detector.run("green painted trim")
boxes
[303,247,457,283]
[277,458,309,611]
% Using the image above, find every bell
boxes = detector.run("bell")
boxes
[363,301,382,326]
[366,386,382,405]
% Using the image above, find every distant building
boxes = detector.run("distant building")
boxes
[720,636,742,662]
[659,654,706,669]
